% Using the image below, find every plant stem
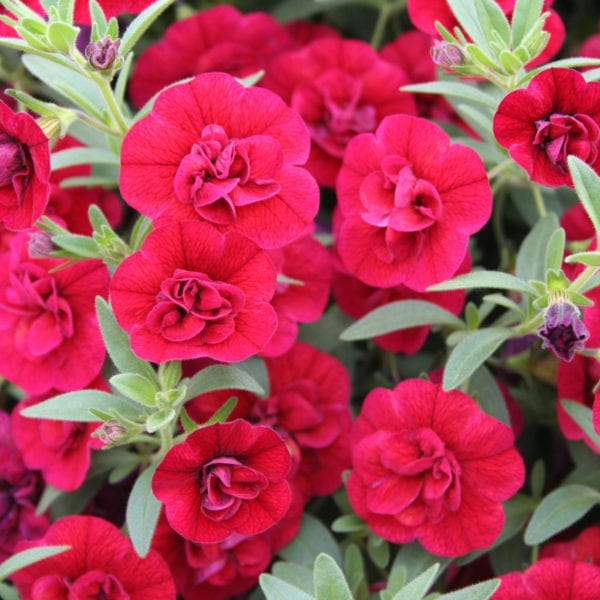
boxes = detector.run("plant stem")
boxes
[370,0,407,49]
[89,71,129,135]
[531,184,546,218]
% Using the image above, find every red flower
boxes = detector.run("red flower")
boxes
[0,231,109,394]
[492,558,600,599]
[11,377,106,492]
[0,101,50,230]
[129,5,293,108]
[332,252,469,354]
[542,526,600,564]
[335,114,491,291]
[261,37,417,187]
[493,68,600,187]
[0,412,48,563]
[346,379,525,556]
[152,420,292,544]
[262,235,332,357]
[11,515,176,599]
[121,72,319,250]
[110,220,278,363]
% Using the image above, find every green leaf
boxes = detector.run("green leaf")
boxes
[200,397,238,427]
[126,464,161,557]
[344,544,367,599]
[331,514,368,533]
[511,0,544,48]
[88,0,108,38]
[52,233,99,258]
[561,400,600,448]
[272,562,315,595]
[391,542,450,590]
[0,545,70,580]
[260,574,315,600]
[20,390,145,423]
[182,364,265,400]
[447,0,494,54]
[119,0,176,57]
[0,582,18,600]
[465,365,510,425]
[51,147,120,171]
[145,407,176,433]
[401,81,499,110]
[565,251,600,267]
[110,373,158,406]
[271,0,367,21]
[46,21,79,53]
[314,553,353,600]
[437,579,500,599]
[235,356,270,398]
[279,514,342,567]
[442,328,512,391]
[544,227,566,272]
[428,271,536,295]
[340,300,465,341]
[475,0,511,49]
[568,155,600,242]
[515,212,559,283]
[367,534,389,569]
[482,293,525,318]
[95,297,159,384]
[391,563,439,600]
[524,484,600,545]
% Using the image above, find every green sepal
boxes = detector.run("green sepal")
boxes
[145,407,176,433]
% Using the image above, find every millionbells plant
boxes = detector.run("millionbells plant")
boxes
[5,0,600,599]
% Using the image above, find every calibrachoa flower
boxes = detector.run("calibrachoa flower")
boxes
[129,5,293,108]
[0,100,50,231]
[538,298,590,361]
[10,377,106,492]
[152,420,292,544]
[10,515,176,599]
[346,379,525,556]
[335,114,491,291]
[110,220,278,363]
[492,558,600,599]
[541,526,600,564]
[0,231,109,394]
[187,342,353,501]
[0,412,48,563]
[493,68,600,187]
[261,36,417,187]
[120,72,319,250]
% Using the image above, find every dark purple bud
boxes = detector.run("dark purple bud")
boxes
[431,41,464,68]
[85,36,121,71]
[538,300,589,361]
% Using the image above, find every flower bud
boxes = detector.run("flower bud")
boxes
[538,299,589,362]
[28,230,54,258]
[93,420,128,444]
[85,36,121,71]
[431,41,464,68]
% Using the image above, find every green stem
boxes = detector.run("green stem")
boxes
[531,184,547,218]
[90,71,129,135]
[370,0,407,49]
[487,158,513,181]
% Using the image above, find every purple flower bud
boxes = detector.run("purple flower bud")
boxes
[538,300,590,362]
[93,420,128,444]
[28,230,54,258]
[85,36,121,71]
[431,41,464,68]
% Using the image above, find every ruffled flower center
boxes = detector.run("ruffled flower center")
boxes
[534,112,600,173]
[146,269,245,345]
[0,265,73,359]
[0,133,30,206]
[294,70,377,158]
[199,457,268,522]
[174,124,282,225]
[32,570,129,599]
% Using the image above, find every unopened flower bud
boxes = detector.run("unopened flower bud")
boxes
[28,230,54,258]
[94,419,128,444]
[431,41,464,68]
[538,299,589,362]
[85,36,121,71]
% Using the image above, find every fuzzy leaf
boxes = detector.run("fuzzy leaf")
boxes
[110,373,158,406]
[391,542,451,590]
[474,0,511,49]
[511,0,544,48]
[515,212,559,283]
[401,81,499,110]
[568,155,600,242]
[0,545,70,580]
[126,464,161,558]
[272,562,315,595]
[260,574,315,600]
[545,227,566,272]
[314,553,353,600]
[391,563,439,600]
[119,0,176,57]
[524,484,600,545]
[183,364,264,400]
[565,251,600,267]
[561,400,600,448]
[428,271,535,295]
[437,579,500,599]
[466,365,511,425]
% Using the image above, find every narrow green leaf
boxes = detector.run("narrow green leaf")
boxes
[448,0,493,54]
[110,373,158,406]
[95,297,159,384]
[119,0,176,57]
[52,233,99,258]
[21,390,145,423]
[443,328,512,391]
[126,464,161,558]
[391,563,439,600]
[201,397,238,427]
[565,251,600,267]
[314,553,353,600]
[88,0,108,38]
[272,562,315,595]
[437,579,500,599]
[331,514,368,533]
[0,545,70,580]
[182,364,264,400]
[235,356,270,398]
[544,227,566,272]
[391,542,451,589]
[271,0,366,21]
[344,544,367,599]
[46,21,79,53]
[340,300,464,342]
[145,407,176,433]
[401,81,499,110]
[561,400,600,448]
[0,582,18,600]
[524,484,600,545]
[466,365,510,425]
[51,147,119,171]
[59,175,118,188]
[428,271,536,295]
[515,212,559,283]
[475,0,511,48]
[511,0,544,48]
[260,574,315,600]
[367,534,389,569]
[568,155,600,242]
[482,294,525,318]
[279,514,342,567]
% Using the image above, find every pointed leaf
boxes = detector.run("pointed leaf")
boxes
[568,155,600,242]
[260,574,315,600]
[511,0,544,47]
[437,579,500,599]
[51,147,120,170]
[272,562,315,595]
[391,542,451,589]
[466,365,511,425]
[126,464,161,558]
[110,373,158,406]
[0,545,70,580]
[515,212,559,282]
[428,271,536,295]
[119,0,176,57]
[182,364,264,400]
[340,300,464,341]
[475,0,511,48]
[447,0,494,54]
[401,81,499,110]
[565,251,600,267]
[561,400,600,448]
[545,227,566,272]
[524,484,600,545]
[391,563,439,600]
[314,553,353,600]
[443,328,512,391]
